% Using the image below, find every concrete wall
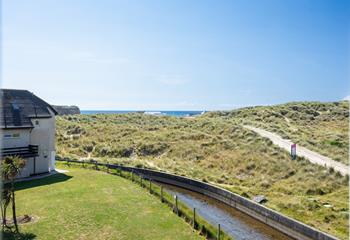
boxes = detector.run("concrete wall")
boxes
[1,129,31,148]
[30,111,56,174]
[113,164,337,240]
[17,157,35,178]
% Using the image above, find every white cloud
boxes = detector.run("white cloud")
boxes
[343,95,350,101]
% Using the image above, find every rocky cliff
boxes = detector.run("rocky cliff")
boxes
[52,105,80,115]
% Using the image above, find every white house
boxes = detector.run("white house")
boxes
[1,89,57,178]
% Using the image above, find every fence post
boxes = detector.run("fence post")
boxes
[174,195,178,215]
[217,224,221,240]
[106,162,109,173]
[131,171,134,181]
[161,186,164,202]
[95,161,98,170]
[149,179,152,194]
[82,160,85,168]
[193,208,196,229]
[140,177,143,187]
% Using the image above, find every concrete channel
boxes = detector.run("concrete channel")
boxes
[158,182,292,240]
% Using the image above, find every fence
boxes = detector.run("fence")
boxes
[57,158,338,240]
[57,158,231,240]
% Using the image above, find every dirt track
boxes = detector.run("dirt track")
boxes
[244,125,349,176]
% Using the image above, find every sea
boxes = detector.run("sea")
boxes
[81,110,205,117]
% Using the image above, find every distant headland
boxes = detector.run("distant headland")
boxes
[52,105,81,115]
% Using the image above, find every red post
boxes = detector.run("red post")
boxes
[291,143,297,160]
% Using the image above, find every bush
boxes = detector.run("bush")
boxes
[306,188,326,195]
[137,142,169,156]
[83,144,94,153]
[67,125,86,135]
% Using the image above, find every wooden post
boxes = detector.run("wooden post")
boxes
[217,224,221,240]
[193,208,196,229]
[149,179,152,194]
[161,186,164,202]
[141,177,143,187]
[131,171,134,181]
[82,160,85,168]
[174,195,178,215]
[106,163,109,173]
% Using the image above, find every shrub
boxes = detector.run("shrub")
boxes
[137,142,169,156]
[306,188,326,195]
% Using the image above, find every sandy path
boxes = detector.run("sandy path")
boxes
[243,125,348,176]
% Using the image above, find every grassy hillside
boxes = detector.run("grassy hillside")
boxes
[56,103,349,239]
[207,101,349,164]
[6,167,203,240]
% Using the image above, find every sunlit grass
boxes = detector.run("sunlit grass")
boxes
[55,101,349,239]
[8,167,204,240]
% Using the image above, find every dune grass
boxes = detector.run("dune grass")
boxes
[55,101,349,239]
[209,101,349,164]
[4,167,204,240]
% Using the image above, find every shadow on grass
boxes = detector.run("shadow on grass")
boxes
[13,173,72,191]
[2,229,36,240]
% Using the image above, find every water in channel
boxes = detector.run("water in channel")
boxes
[158,183,293,240]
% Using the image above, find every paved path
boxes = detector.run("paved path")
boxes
[243,125,349,176]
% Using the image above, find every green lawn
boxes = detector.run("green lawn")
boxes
[5,167,203,240]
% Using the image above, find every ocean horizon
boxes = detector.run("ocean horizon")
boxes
[81,110,205,117]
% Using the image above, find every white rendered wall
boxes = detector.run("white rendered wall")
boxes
[30,109,56,174]
[1,129,30,148]
[1,129,33,177]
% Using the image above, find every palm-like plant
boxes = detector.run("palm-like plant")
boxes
[1,156,26,232]
[1,189,11,229]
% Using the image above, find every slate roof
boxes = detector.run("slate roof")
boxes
[0,89,57,129]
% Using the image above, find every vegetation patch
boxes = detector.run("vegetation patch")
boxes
[56,101,349,239]
[208,101,349,164]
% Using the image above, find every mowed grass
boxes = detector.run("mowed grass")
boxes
[7,167,203,240]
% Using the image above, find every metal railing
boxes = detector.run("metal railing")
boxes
[1,145,39,158]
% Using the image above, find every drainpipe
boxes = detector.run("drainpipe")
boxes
[33,156,36,175]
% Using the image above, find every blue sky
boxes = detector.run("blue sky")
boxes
[2,0,349,110]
